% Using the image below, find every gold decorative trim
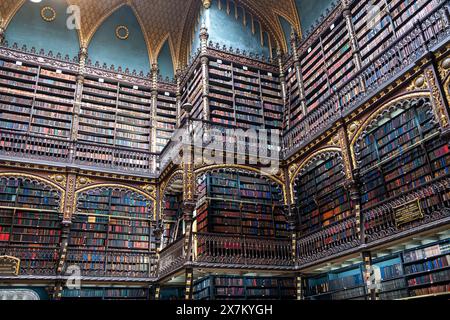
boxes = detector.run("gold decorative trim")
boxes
[115,25,129,40]
[41,6,56,22]
[48,174,66,189]
[289,147,342,205]
[76,176,93,190]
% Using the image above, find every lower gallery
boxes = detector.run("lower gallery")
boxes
[0,0,449,301]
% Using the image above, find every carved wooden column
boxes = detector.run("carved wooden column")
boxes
[296,275,304,300]
[290,29,307,117]
[362,251,379,300]
[342,0,362,71]
[424,62,450,138]
[54,172,77,299]
[175,68,182,128]
[150,63,159,171]
[277,49,289,128]
[199,24,210,121]
[70,47,87,162]
[337,125,362,242]
[154,284,161,300]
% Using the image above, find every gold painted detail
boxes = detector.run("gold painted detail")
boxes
[115,25,129,40]
[0,256,20,276]
[76,176,93,189]
[48,174,66,188]
[41,6,56,22]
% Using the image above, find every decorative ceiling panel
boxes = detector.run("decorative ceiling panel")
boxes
[2,0,302,68]
[0,0,26,27]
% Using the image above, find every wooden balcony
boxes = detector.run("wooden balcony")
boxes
[0,130,159,176]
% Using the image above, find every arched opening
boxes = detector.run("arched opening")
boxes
[66,186,156,278]
[0,175,62,275]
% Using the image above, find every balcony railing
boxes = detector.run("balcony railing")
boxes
[0,130,159,176]
[194,233,294,267]
[363,175,450,243]
[283,1,450,158]
[158,237,186,277]
[296,216,360,266]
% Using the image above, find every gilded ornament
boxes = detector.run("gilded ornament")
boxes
[76,176,93,189]
[41,6,56,22]
[115,25,129,40]
[49,174,66,187]
[442,57,450,70]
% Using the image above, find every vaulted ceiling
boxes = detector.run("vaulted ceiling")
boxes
[0,0,303,67]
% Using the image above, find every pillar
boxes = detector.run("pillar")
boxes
[185,268,194,300]
[70,47,88,152]
[175,68,183,128]
[342,0,362,71]
[362,251,379,300]
[199,24,210,121]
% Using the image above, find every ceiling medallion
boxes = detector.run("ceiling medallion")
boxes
[41,6,56,22]
[115,25,130,40]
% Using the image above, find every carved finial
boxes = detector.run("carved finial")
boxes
[202,0,211,9]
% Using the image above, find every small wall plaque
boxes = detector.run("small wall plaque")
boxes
[394,199,423,228]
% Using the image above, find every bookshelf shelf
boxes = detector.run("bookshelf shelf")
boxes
[67,187,155,277]
[193,276,295,300]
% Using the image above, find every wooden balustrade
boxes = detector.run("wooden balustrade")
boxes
[296,216,360,266]
[194,233,293,267]
[157,237,186,277]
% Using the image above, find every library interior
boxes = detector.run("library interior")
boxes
[0,0,449,301]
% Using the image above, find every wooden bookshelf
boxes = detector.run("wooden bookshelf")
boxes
[294,152,352,237]
[0,57,76,138]
[304,265,367,300]
[193,275,296,300]
[195,171,288,238]
[67,187,155,277]
[155,90,177,153]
